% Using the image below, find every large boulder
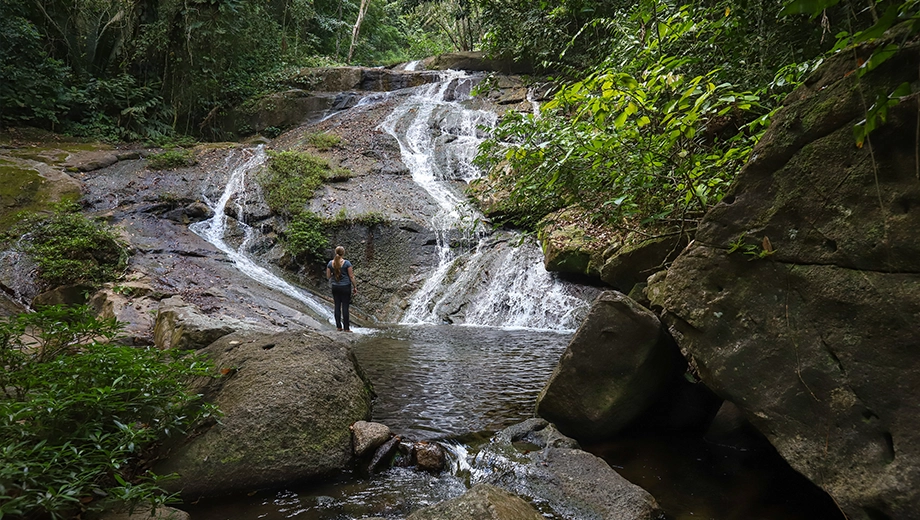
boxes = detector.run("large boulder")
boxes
[650,30,920,520]
[155,330,373,497]
[153,296,271,350]
[406,484,543,520]
[536,291,685,441]
[478,419,662,520]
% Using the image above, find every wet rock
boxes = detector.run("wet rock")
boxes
[652,29,920,519]
[89,506,189,520]
[153,296,265,350]
[351,421,392,457]
[479,420,662,520]
[163,201,215,223]
[492,418,580,450]
[422,52,533,75]
[414,441,446,472]
[156,329,373,498]
[369,435,402,474]
[600,234,687,292]
[536,291,685,441]
[406,484,543,520]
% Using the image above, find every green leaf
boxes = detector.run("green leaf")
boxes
[780,0,841,17]
[858,44,899,77]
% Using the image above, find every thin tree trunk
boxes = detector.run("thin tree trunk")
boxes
[347,0,370,63]
[335,0,343,59]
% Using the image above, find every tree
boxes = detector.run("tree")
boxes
[348,0,372,62]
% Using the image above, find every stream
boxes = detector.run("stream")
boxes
[181,71,845,520]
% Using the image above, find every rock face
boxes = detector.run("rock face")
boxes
[154,296,267,350]
[536,291,685,441]
[479,419,662,520]
[423,52,533,75]
[650,33,920,520]
[406,484,543,520]
[156,330,373,497]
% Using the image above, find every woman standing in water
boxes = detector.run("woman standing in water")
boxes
[326,246,357,331]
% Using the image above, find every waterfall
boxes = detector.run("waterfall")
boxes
[189,146,334,324]
[381,72,592,331]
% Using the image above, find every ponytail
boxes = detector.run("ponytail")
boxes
[333,246,345,279]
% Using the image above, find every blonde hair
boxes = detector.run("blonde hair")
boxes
[333,246,345,279]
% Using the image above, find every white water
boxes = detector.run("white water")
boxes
[381,72,591,331]
[189,147,335,324]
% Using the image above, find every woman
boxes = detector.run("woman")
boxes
[326,246,357,331]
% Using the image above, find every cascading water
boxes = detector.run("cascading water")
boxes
[381,71,591,331]
[189,146,334,323]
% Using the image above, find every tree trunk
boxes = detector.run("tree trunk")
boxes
[347,0,370,63]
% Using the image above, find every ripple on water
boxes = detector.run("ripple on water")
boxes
[352,324,572,440]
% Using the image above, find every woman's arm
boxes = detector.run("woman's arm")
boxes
[347,265,357,293]
[326,266,332,280]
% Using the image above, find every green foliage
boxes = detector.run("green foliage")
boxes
[728,234,776,260]
[10,203,129,288]
[0,305,217,519]
[306,132,343,151]
[258,150,336,216]
[147,149,197,170]
[283,212,329,260]
[780,0,920,146]
[0,3,70,127]
[476,1,766,229]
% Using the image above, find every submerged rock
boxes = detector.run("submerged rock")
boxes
[536,291,685,441]
[406,484,543,520]
[652,29,920,520]
[156,329,373,498]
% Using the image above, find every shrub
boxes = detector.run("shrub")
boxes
[283,212,328,260]
[147,149,196,170]
[258,150,330,216]
[11,203,129,288]
[305,132,342,151]
[0,305,217,519]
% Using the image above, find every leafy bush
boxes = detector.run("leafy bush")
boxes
[147,149,196,170]
[475,1,767,230]
[305,132,342,151]
[283,212,328,260]
[258,150,344,216]
[0,305,217,519]
[11,203,129,288]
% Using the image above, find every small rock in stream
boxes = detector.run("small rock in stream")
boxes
[414,441,446,472]
[368,435,401,474]
[351,420,392,457]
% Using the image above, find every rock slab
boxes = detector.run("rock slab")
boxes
[651,31,920,520]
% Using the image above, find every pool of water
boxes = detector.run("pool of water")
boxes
[183,324,570,520]
[351,324,572,440]
[183,324,845,520]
